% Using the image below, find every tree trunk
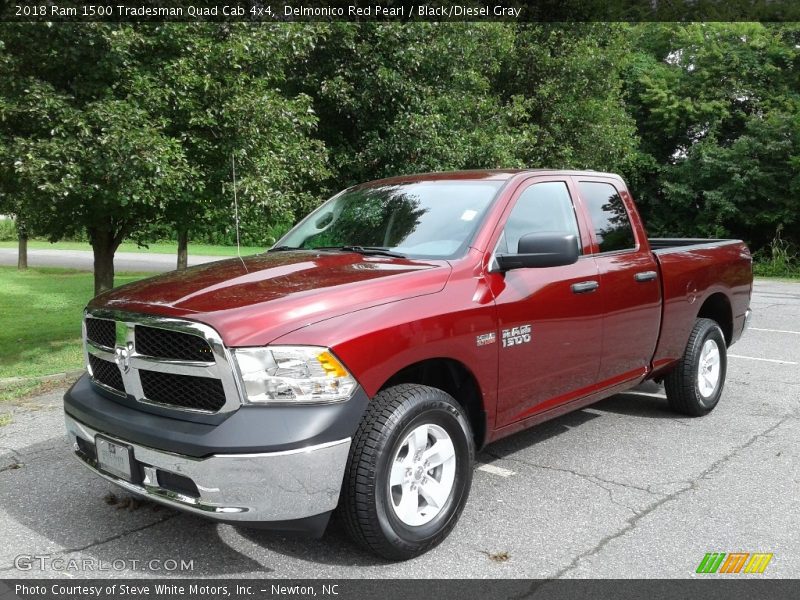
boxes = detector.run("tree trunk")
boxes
[17,228,28,270]
[177,228,188,270]
[90,228,117,297]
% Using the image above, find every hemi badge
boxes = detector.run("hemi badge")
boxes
[476,332,496,347]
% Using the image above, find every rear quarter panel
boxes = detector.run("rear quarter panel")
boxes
[652,241,753,373]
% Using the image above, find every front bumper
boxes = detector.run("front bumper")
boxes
[65,412,351,524]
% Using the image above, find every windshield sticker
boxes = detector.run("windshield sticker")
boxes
[502,325,532,348]
[461,209,478,221]
[476,332,496,347]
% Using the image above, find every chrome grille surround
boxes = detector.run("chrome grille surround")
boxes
[82,308,243,415]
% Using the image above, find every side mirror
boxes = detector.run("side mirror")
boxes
[495,233,579,271]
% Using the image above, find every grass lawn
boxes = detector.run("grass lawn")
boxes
[0,239,265,256]
[0,267,148,380]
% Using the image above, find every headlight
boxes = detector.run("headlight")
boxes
[233,346,357,405]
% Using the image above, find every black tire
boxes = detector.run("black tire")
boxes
[340,384,474,560]
[665,318,728,416]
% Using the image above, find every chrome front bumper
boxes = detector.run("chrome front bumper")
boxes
[743,308,753,335]
[65,412,351,522]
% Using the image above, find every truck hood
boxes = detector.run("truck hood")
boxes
[89,250,451,346]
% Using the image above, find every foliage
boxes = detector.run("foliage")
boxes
[115,24,329,246]
[293,23,637,186]
[0,24,195,292]
[0,23,328,292]
[753,228,800,278]
[0,218,15,241]
[292,23,519,185]
[623,23,800,248]
[1,22,798,277]
[498,24,639,174]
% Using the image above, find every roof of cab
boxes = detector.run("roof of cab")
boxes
[355,168,623,188]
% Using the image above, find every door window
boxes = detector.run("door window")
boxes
[498,181,581,254]
[578,181,636,253]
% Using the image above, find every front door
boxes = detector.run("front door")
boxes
[491,179,604,427]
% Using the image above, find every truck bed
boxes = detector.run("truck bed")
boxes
[649,238,752,375]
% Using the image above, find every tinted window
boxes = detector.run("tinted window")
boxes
[578,182,636,253]
[500,181,581,254]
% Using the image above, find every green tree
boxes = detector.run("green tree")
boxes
[293,23,639,189]
[498,24,639,174]
[0,24,194,294]
[0,23,329,291]
[115,24,329,267]
[624,23,800,248]
[11,97,192,294]
[1,23,191,293]
[292,23,522,186]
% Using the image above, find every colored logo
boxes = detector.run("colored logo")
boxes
[696,552,773,574]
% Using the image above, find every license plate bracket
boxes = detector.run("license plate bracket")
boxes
[95,435,134,482]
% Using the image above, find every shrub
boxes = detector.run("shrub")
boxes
[0,218,17,241]
[753,228,800,278]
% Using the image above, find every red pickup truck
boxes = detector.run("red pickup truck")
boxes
[64,169,753,559]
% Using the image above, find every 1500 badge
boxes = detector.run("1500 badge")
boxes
[502,325,532,348]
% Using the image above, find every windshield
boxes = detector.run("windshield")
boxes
[275,180,503,259]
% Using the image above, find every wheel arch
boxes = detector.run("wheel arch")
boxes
[697,292,734,345]
[379,358,487,450]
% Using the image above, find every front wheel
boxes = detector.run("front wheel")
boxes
[340,384,474,560]
[665,318,728,416]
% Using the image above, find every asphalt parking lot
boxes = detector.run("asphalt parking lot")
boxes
[1,278,798,579]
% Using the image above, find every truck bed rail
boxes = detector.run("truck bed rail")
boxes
[649,238,741,253]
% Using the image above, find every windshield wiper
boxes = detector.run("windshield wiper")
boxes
[268,245,298,252]
[312,245,407,258]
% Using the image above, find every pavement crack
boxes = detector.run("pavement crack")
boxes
[587,478,642,516]
[484,451,660,498]
[549,410,796,578]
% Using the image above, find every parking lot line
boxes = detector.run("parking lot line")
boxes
[477,464,516,477]
[750,327,800,335]
[728,354,798,365]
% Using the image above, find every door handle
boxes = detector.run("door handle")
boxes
[634,271,658,282]
[571,280,599,294]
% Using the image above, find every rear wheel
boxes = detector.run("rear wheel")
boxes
[665,318,727,416]
[340,384,474,560]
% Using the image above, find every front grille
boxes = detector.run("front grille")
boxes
[135,326,214,362]
[88,354,124,393]
[86,318,115,348]
[140,370,226,412]
[84,311,238,416]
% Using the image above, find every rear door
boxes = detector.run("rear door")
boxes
[491,177,604,427]
[572,177,661,385]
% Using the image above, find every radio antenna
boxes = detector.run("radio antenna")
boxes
[231,153,241,259]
